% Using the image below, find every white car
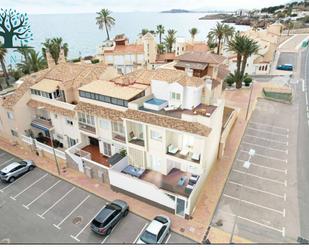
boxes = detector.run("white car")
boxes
[137,215,171,244]
[0,160,35,183]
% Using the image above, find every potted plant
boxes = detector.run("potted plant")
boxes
[244,77,252,87]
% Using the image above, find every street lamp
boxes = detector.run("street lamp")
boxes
[229,149,255,243]
[245,81,254,121]
[50,129,61,176]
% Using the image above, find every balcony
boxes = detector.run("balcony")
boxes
[126,121,145,147]
[166,145,201,164]
[31,117,53,131]
[78,122,96,134]
[112,132,126,143]
[81,144,109,167]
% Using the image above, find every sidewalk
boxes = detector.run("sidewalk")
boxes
[0,84,263,244]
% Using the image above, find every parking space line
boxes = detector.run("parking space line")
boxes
[9,173,48,199]
[232,169,287,186]
[0,158,15,167]
[22,180,61,209]
[242,142,288,154]
[236,159,287,174]
[37,187,76,219]
[70,205,106,242]
[165,233,172,244]
[133,223,148,244]
[247,127,288,137]
[239,216,285,237]
[53,195,90,230]
[249,121,289,131]
[223,194,285,216]
[101,225,118,244]
[218,208,285,237]
[240,150,288,163]
[0,172,34,193]
[244,134,288,146]
[229,180,286,199]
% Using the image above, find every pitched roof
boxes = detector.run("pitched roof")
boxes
[75,102,125,122]
[2,69,50,110]
[176,52,226,64]
[175,61,208,70]
[217,64,230,80]
[27,99,75,117]
[125,109,211,137]
[105,44,144,54]
[185,42,209,52]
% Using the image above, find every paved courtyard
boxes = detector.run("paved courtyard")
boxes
[211,98,299,243]
[0,149,195,244]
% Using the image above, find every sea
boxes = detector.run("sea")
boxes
[5,12,250,66]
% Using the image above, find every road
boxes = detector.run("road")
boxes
[297,46,309,242]
[0,149,195,244]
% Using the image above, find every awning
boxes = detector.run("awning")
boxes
[31,122,50,132]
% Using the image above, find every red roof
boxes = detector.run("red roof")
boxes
[105,44,144,54]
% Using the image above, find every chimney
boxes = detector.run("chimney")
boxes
[45,50,56,69]
[58,48,66,64]
[185,65,193,77]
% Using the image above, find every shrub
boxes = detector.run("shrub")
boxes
[119,149,127,158]
[244,77,252,86]
[225,75,235,87]
[71,57,81,63]
[84,55,93,60]
[91,58,100,64]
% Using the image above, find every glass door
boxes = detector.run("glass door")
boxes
[175,197,186,217]
[103,142,112,156]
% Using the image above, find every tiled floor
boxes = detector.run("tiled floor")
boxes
[82,145,109,166]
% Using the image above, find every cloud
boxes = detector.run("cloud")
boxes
[0,0,290,14]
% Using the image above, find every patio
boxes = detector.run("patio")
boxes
[140,168,197,197]
[82,144,109,167]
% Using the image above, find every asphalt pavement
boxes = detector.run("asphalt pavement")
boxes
[0,149,195,244]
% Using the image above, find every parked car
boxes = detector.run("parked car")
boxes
[90,200,129,236]
[137,215,171,244]
[0,160,35,183]
[277,64,293,71]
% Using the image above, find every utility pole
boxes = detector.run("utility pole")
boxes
[229,149,255,243]
[50,130,61,176]
[245,81,254,120]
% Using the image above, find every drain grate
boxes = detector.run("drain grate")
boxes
[72,216,83,225]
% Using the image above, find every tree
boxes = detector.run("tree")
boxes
[0,9,33,48]
[227,34,259,88]
[42,37,69,64]
[156,24,165,44]
[0,42,9,88]
[17,49,46,74]
[164,29,177,53]
[189,27,198,41]
[286,20,294,36]
[15,46,32,64]
[140,29,156,36]
[157,44,165,54]
[96,9,115,41]
[208,22,235,55]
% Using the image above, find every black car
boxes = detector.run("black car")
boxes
[91,200,129,236]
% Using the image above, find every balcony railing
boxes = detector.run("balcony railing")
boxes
[32,117,53,129]
[78,122,96,134]
[112,132,126,143]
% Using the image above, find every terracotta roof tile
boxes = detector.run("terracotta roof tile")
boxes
[176,52,226,64]
[217,64,230,80]
[185,42,209,52]
[27,99,75,117]
[105,44,144,54]
[75,101,125,122]
[125,109,211,137]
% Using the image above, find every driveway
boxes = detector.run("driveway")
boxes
[0,149,195,244]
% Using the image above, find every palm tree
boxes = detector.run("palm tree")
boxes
[156,24,165,44]
[17,49,46,74]
[42,37,69,64]
[15,46,32,64]
[286,20,294,36]
[227,34,259,88]
[208,22,235,54]
[157,44,165,54]
[140,29,156,36]
[189,28,198,41]
[0,42,9,88]
[164,29,177,53]
[96,9,115,41]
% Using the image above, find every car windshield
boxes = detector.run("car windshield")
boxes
[18,160,26,165]
[140,230,157,244]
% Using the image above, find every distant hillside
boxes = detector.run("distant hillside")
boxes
[161,9,191,13]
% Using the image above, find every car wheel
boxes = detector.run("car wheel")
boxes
[8,177,15,183]
[28,165,34,171]
[123,209,129,217]
[106,228,112,235]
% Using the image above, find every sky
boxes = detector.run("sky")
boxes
[0,0,291,14]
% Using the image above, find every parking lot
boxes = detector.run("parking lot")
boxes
[0,149,195,244]
[211,99,299,243]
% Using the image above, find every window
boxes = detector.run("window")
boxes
[66,119,73,126]
[171,92,181,101]
[11,129,18,137]
[151,130,162,141]
[157,226,166,241]
[7,111,14,120]
[100,119,109,129]
[112,121,124,135]
[78,113,95,126]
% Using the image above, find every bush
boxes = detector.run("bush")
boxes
[119,149,127,158]
[71,57,81,63]
[225,75,235,87]
[244,77,252,86]
[84,55,93,60]
[9,69,23,80]
[91,58,100,64]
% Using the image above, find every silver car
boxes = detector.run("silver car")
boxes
[0,160,35,183]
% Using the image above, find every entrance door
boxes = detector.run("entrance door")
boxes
[175,197,186,217]
[89,137,99,146]
[103,142,112,157]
